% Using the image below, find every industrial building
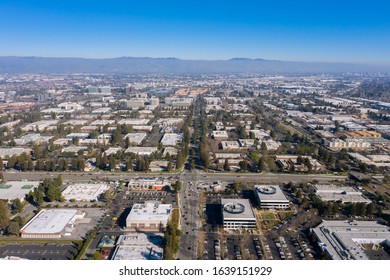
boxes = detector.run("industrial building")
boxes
[325,138,371,149]
[123,133,147,145]
[62,183,110,201]
[160,133,183,146]
[21,120,58,132]
[103,147,121,156]
[125,201,172,232]
[127,179,170,190]
[0,181,40,202]
[254,185,289,209]
[14,134,53,145]
[313,184,371,204]
[65,133,89,140]
[221,199,256,229]
[124,147,158,156]
[20,209,85,238]
[117,119,150,125]
[212,130,229,139]
[0,148,32,157]
[311,220,390,260]
[112,233,164,260]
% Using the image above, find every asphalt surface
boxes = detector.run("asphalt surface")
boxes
[178,171,201,260]
[0,243,76,260]
[3,170,350,184]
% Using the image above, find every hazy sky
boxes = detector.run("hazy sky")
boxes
[1,0,390,63]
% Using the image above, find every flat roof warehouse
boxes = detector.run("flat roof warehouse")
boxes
[20,209,85,238]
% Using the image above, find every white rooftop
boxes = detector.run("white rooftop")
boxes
[314,184,371,203]
[20,209,79,235]
[62,183,110,201]
[312,220,390,260]
[126,201,171,223]
[0,181,40,201]
[221,199,256,220]
[112,233,164,260]
[254,185,289,202]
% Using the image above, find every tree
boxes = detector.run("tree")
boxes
[366,203,375,217]
[356,202,367,217]
[334,120,340,132]
[0,200,10,227]
[88,251,102,260]
[109,155,116,171]
[112,129,122,145]
[261,142,267,153]
[349,203,357,216]
[176,152,184,169]
[6,221,20,235]
[27,159,34,171]
[55,175,62,186]
[167,161,174,172]
[232,181,239,193]
[36,159,45,171]
[46,160,56,172]
[33,145,42,159]
[47,184,61,202]
[34,189,44,206]
[125,161,132,171]
[239,161,247,172]
[224,159,229,171]
[0,156,3,170]
[77,159,85,171]
[102,190,113,204]
[11,198,24,214]
[384,174,390,184]
[257,158,265,172]
[58,159,68,171]
[101,153,108,170]
[175,181,182,192]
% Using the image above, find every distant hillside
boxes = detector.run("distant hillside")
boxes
[0,56,389,74]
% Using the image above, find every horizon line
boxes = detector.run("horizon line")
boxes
[1,55,390,66]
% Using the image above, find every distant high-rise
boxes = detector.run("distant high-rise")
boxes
[87,86,112,96]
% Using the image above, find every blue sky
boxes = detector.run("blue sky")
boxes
[1,0,390,63]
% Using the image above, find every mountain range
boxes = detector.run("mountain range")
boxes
[0,56,389,74]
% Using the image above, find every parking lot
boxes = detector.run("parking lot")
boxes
[0,243,76,260]
[201,233,265,260]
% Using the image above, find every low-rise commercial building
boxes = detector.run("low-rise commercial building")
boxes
[125,201,172,232]
[0,148,32,157]
[124,147,158,156]
[62,183,110,201]
[14,134,53,145]
[160,133,182,146]
[20,209,85,238]
[111,233,164,260]
[313,184,370,204]
[325,138,371,150]
[212,131,229,139]
[124,133,147,145]
[311,220,390,260]
[0,181,40,202]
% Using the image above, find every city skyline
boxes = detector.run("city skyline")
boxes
[1,0,390,63]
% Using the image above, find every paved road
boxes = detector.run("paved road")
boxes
[178,171,200,260]
[3,170,350,184]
